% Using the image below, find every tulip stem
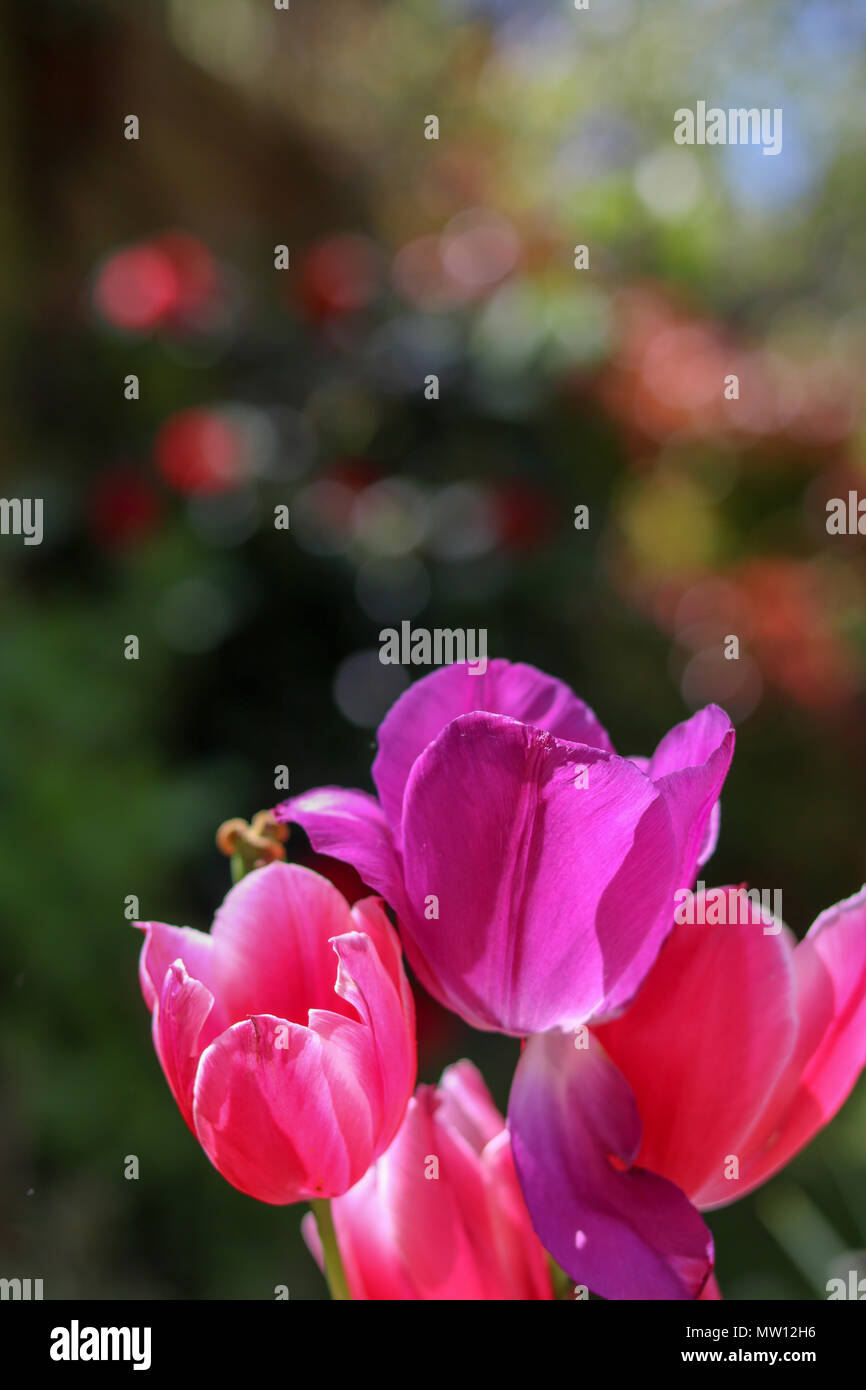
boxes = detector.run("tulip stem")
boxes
[548,1254,573,1300]
[310,1198,351,1301]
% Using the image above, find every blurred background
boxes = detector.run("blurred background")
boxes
[2,0,866,1300]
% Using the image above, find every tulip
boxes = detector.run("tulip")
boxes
[137,861,416,1204]
[303,1061,553,1299]
[509,886,866,1299]
[277,659,734,1036]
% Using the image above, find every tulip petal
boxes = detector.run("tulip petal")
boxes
[322,925,417,1153]
[349,895,412,1004]
[794,886,866,1126]
[275,787,407,918]
[646,704,734,886]
[323,1061,552,1300]
[303,1197,414,1301]
[336,1088,494,1298]
[372,659,614,840]
[481,1130,554,1301]
[192,1013,377,1203]
[724,887,866,1202]
[595,887,797,1208]
[208,862,358,1026]
[601,707,734,1014]
[631,731,724,870]
[438,1058,509,1152]
[139,868,416,1209]
[400,712,677,1035]
[192,904,415,1205]
[510,1030,714,1300]
[139,921,218,1016]
[435,1063,552,1298]
[698,799,722,867]
[151,961,221,1129]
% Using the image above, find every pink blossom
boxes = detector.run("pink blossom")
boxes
[138,862,416,1203]
[510,886,866,1298]
[304,1061,552,1300]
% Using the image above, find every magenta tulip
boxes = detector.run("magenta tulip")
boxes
[277,659,734,1036]
[138,862,416,1204]
[509,886,866,1299]
[303,1061,553,1299]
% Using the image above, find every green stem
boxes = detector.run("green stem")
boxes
[548,1254,573,1300]
[310,1198,351,1301]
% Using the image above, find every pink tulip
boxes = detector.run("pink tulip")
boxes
[510,886,866,1299]
[303,1061,553,1299]
[277,659,734,1036]
[138,862,416,1204]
